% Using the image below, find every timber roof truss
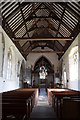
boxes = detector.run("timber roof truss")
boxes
[0,2,80,59]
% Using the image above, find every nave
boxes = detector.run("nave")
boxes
[1,87,80,120]
[30,88,57,119]
[2,88,58,120]
[0,1,80,120]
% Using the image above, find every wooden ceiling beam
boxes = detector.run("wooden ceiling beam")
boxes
[13,3,43,33]
[2,16,15,38]
[45,19,58,32]
[22,50,64,54]
[27,15,59,21]
[4,3,30,21]
[18,3,29,37]
[56,40,64,48]
[27,26,58,33]
[44,3,72,33]
[21,41,29,48]
[66,3,80,19]
[13,37,72,41]
[55,4,66,37]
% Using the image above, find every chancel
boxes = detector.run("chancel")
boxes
[0,1,80,120]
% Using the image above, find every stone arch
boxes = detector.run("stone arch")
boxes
[33,55,53,70]
[33,56,54,88]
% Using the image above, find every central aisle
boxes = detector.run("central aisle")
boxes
[30,88,57,119]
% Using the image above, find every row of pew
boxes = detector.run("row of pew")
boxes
[1,88,38,120]
[47,88,80,120]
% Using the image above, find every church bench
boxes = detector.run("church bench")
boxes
[2,89,37,114]
[2,102,27,120]
[2,98,31,120]
[47,88,80,119]
[62,99,80,120]
[2,88,38,120]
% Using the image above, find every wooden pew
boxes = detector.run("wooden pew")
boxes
[47,88,80,119]
[2,88,38,120]
[62,99,80,120]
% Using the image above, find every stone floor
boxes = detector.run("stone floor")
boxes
[30,88,58,120]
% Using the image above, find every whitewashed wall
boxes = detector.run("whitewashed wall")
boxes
[78,33,80,90]
[26,48,60,85]
[26,50,59,73]
[0,26,26,93]
[61,33,79,91]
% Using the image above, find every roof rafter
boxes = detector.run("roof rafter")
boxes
[18,2,29,37]
[55,3,66,37]
[44,3,72,33]
[4,3,30,21]
[13,3,43,33]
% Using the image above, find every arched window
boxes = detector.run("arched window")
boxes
[62,64,67,87]
[69,46,78,81]
[7,49,12,79]
[39,66,47,79]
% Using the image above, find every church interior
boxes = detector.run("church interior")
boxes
[0,1,80,120]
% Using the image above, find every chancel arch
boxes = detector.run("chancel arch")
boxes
[33,56,54,89]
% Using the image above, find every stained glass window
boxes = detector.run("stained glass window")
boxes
[39,66,47,79]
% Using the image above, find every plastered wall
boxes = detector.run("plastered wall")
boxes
[61,33,79,90]
[0,26,26,93]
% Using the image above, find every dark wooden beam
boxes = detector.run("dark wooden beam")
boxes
[2,2,15,14]
[66,3,80,20]
[27,26,58,33]
[56,40,64,48]
[22,18,40,37]
[24,43,32,52]
[4,3,30,21]
[45,19,58,32]
[22,50,64,55]
[21,41,29,48]
[13,37,72,41]
[2,16,15,38]
[55,4,66,37]
[44,3,72,33]
[13,3,43,33]
[27,14,60,21]
[18,3,29,37]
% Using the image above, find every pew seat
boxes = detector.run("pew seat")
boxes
[47,88,80,119]
[2,88,38,120]
[62,99,80,120]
